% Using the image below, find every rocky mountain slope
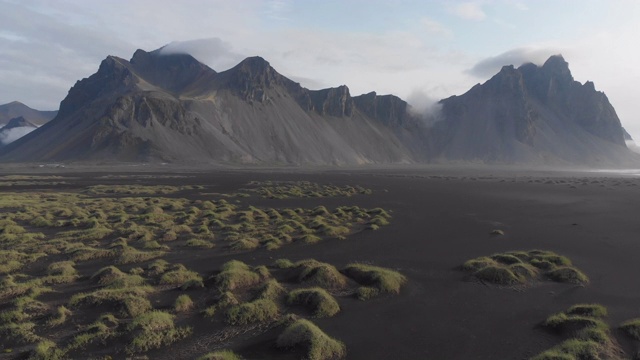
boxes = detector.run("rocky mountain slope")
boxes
[0,49,422,164]
[430,56,635,165]
[0,48,636,166]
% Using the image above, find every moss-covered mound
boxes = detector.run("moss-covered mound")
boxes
[619,318,640,341]
[462,250,589,286]
[342,263,407,300]
[287,288,340,318]
[276,318,346,360]
[532,304,625,360]
[289,259,348,290]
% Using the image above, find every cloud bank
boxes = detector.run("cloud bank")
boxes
[0,126,37,145]
[467,48,560,78]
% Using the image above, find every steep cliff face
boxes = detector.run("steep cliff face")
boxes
[433,55,633,165]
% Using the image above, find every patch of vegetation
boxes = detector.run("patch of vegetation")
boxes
[69,287,153,317]
[276,318,346,360]
[532,304,624,360]
[126,311,192,354]
[0,181,396,358]
[159,264,203,289]
[215,260,264,291]
[287,288,340,318]
[619,318,640,341]
[197,350,244,360]
[225,298,280,325]
[247,181,372,199]
[290,259,348,289]
[343,263,407,299]
[462,250,589,286]
[174,294,194,313]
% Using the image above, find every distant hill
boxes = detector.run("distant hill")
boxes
[0,101,57,126]
[0,48,636,167]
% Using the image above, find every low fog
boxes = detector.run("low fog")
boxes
[0,126,37,145]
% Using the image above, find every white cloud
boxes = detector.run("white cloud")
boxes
[0,126,37,145]
[420,17,453,38]
[450,2,486,21]
[467,47,561,78]
[159,38,245,71]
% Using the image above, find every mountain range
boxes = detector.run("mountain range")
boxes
[0,47,636,166]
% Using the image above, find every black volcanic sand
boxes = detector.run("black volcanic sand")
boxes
[2,167,640,359]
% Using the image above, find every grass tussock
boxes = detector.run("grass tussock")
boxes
[126,310,192,354]
[69,287,153,317]
[215,260,264,291]
[291,260,348,290]
[174,294,194,313]
[276,319,346,360]
[287,288,340,318]
[619,318,640,340]
[343,263,407,299]
[533,304,624,360]
[225,299,279,325]
[159,264,203,289]
[462,250,589,286]
[197,350,243,360]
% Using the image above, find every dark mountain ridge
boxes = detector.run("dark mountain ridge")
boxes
[0,49,420,164]
[0,49,636,166]
[431,55,634,165]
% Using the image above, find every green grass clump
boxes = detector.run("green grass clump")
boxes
[619,318,640,340]
[69,287,153,317]
[462,250,588,286]
[197,350,243,360]
[533,304,623,360]
[461,257,497,272]
[545,267,589,285]
[92,265,145,288]
[28,339,65,360]
[287,288,340,318]
[65,314,119,351]
[186,238,214,249]
[46,306,71,327]
[255,279,287,300]
[44,261,78,284]
[225,299,279,325]
[276,319,346,360]
[474,266,522,285]
[174,294,194,313]
[0,321,40,344]
[343,263,406,298]
[127,311,192,354]
[159,264,203,288]
[215,260,263,291]
[566,304,608,318]
[292,260,348,290]
[273,258,294,269]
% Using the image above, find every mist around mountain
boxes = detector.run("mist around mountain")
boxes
[0,47,636,167]
[0,116,39,146]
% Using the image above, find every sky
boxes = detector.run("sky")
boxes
[2,0,640,139]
